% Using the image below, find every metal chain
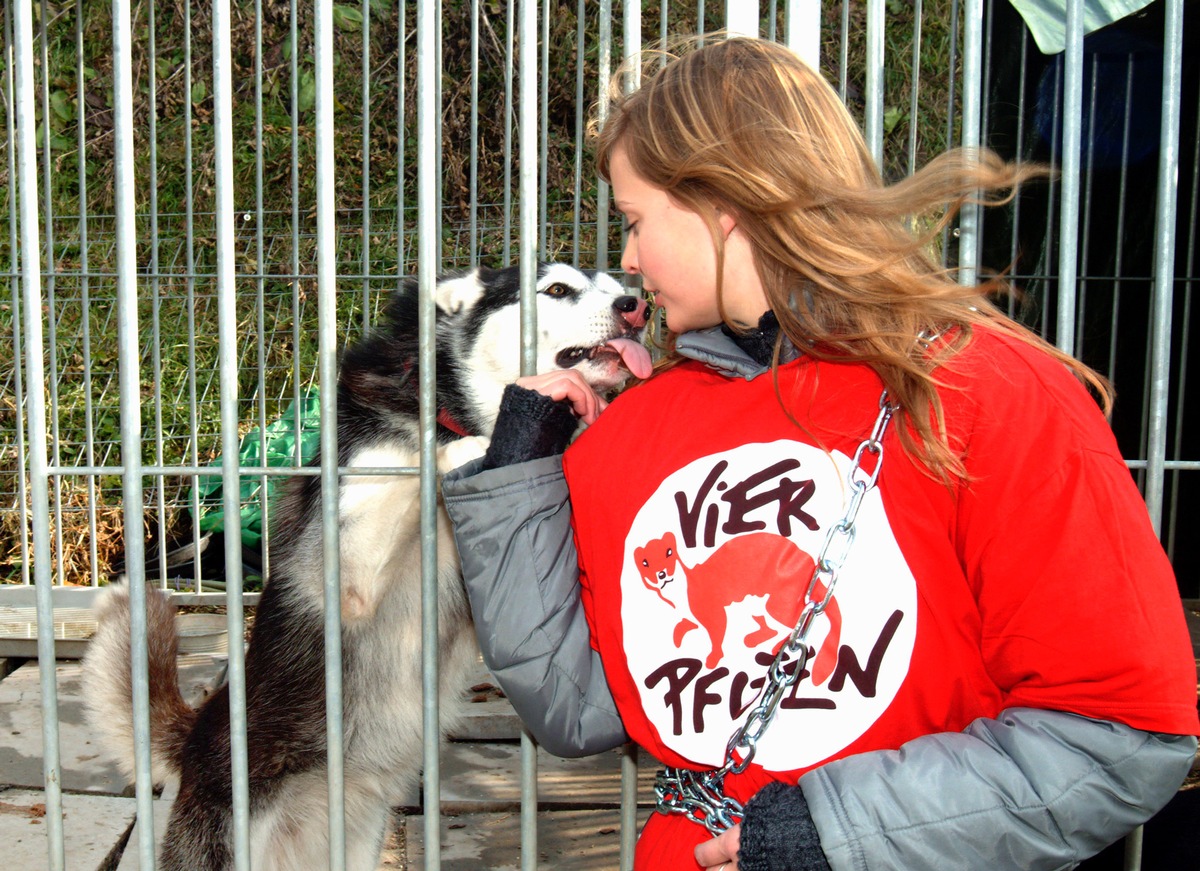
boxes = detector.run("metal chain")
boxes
[654,389,898,835]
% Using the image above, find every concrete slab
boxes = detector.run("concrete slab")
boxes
[1,787,136,871]
[377,811,408,868]
[450,667,521,742]
[404,808,652,870]
[0,654,228,794]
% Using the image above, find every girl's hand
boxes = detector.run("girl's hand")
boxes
[515,370,608,426]
[694,824,741,870]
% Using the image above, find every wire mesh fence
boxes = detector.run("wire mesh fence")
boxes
[1,1,1195,870]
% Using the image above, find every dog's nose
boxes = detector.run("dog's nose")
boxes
[614,294,649,329]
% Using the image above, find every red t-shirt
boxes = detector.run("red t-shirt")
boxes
[562,327,1199,867]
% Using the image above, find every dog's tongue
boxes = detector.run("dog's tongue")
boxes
[606,337,654,379]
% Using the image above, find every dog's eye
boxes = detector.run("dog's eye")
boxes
[543,283,571,297]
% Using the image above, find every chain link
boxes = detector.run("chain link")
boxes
[654,390,898,834]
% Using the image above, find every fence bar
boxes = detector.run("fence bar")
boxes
[311,0,350,866]
[906,0,923,179]
[726,0,759,38]
[1123,825,1145,871]
[620,742,639,871]
[595,0,613,270]
[956,0,983,286]
[290,0,305,473]
[785,0,819,68]
[4,0,32,588]
[659,0,668,62]
[540,2,550,259]
[109,0,156,867]
[212,0,253,866]
[147,1,169,585]
[1108,59,1133,378]
[1075,57,1099,356]
[14,0,65,862]
[38,0,65,590]
[438,0,445,266]
[186,0,203,593]
[518,2,541,866]
[1166,83,1200,560]
[362,0,372,332]
[1142,0,1185,534]
[616,8,642,864]
[255,0,272,581]
[397,0,409,275]
[470,0,480,265]
[1039,61,1060,336]
[417,0,442,865]
[837,0,849,101]
[503,1,515,264]
[864,0,884,168]
[572,0,586,266]
[76,1,99,585]
[1054,0,1084,356]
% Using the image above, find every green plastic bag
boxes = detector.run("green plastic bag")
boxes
[192,388,322,549]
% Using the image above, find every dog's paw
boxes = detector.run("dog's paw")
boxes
[437,436,491,473]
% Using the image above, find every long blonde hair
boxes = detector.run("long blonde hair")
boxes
[591,36,1111,482]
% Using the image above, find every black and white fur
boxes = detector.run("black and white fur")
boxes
[83,263,649,871]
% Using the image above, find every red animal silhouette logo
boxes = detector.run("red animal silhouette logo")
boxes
[633,531,842,685]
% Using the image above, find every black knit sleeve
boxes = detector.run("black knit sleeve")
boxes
[481,383,580,470]
[737,781,831,871]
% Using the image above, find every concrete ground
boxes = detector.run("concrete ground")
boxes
[0,650,653,870]
[2,600,1197,870]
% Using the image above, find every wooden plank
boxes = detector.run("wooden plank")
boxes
[404,808,652,871]
[436,742,657,814]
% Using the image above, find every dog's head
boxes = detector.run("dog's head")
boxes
[437,262,652,432]
[345,263,652,440]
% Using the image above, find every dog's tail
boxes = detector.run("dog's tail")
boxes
[82,583,198,785]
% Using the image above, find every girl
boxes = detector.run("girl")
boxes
[442,37,1198,871]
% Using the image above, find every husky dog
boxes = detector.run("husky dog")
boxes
[83,263,651,871]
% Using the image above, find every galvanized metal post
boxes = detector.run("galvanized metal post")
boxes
[4,0,32,590]
[1055,0,1084,357]
[785,0,820,68]
[957,0,984,287]
[1144,0,1185,533]
[864,0,884,169]
[518,4,542,868]
[15,0,64,863]
[113,1,160,868]
[726,0,759,38]
[596,0,613,271]
[314,0,348,867]
[212,1,253,866]
[417,1,443,866]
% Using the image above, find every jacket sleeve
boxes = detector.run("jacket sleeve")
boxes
[792,707,1197,871]
[442,455,628,757]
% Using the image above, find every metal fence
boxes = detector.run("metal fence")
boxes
[2,0,1194,869]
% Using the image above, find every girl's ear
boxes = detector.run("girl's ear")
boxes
[717,209,738,239]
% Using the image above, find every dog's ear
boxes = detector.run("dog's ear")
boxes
[434,271,485,314]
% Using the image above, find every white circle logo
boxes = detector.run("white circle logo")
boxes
[620,440,917,769]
